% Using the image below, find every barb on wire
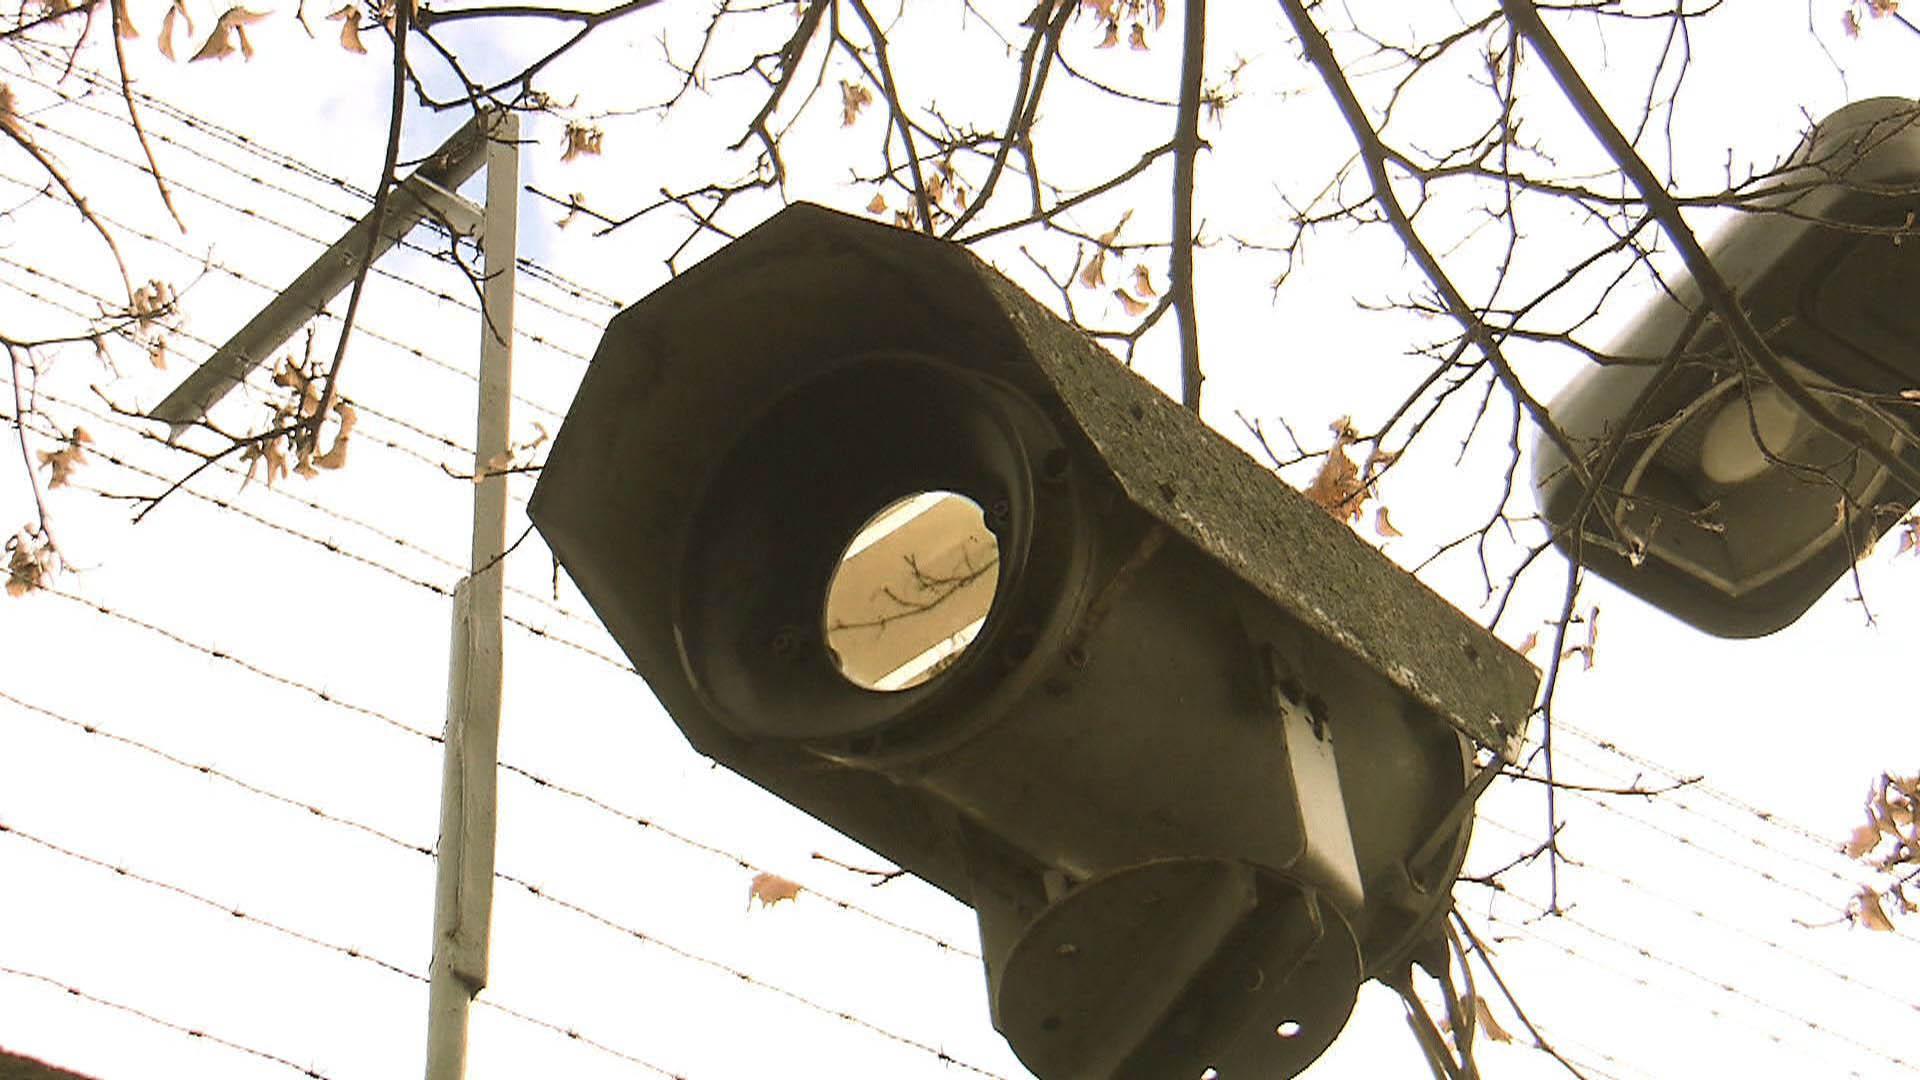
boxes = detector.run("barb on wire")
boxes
[492,868,1002,1078]
[0,671,968,963]
[37,585,440,744]
[497,759,974,957]
[471,997,688,1079]
[0,964,340,1079]
[1478,879,1917,1072]
[0,820,427,982]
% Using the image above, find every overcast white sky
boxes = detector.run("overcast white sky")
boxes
[4,3,1920,1079]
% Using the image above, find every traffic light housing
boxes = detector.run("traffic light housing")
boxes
[1536,98,1920,636]
[530,203,1537,1078]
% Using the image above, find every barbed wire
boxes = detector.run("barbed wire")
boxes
[0,201,571,440]
[1,924,682,1080]
[490,869,1003,1077]
[0,164,578,429]
[15,324,1890,976]
[1469,818,1916,1074]
[0,378,605,646]
[1472,813,1916,1018]
[1499,732,1883,916]
[0,248,483,449]
[1557,719,1848,850]
[21,514,1900,1076]
[36,584,442,744]
[494,759,978,958]
[1447,917,1675,1080]
[1482,889,1915,1076]
[0,820,428,982]
[5,51,625,334]
[5,44,1911,1080]
[0,686,432,856]
[4,811,993,1077]
[0,371,579,616]
[0,253,529,501]
[1546,772,1877,912]
[0,964,341,1079]
[471,997,688,1079]
[0,686,976,960]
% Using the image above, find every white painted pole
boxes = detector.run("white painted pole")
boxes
[424,108,519,1080]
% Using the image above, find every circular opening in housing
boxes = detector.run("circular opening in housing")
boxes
[1275,1020,1303,1039]
[823,491,1000,692]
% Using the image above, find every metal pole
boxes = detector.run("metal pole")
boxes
[151,116,491,440]
[424,108,518,1080]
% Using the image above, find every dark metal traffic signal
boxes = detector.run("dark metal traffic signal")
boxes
[1536,98,1920,636]
[530,203,1537,1078]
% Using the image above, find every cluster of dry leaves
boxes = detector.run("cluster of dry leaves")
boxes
[36,426,92,489]
[63,0,402,64]
[7,427,94,597]
[129,279,176,368]
[1842,0,1901,37]
[1074,210,1160,317]
[5,526,56,597]
[1300,416,1403,540]
[863,157,974,230]
[840,79,873,127]
[239,359,356,486]
[1845,772,1918,931]
[560,122,603,163]
[1078,0,1166,50]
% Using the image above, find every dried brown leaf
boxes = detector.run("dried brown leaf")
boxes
[1096,209,1133,249]
[316,402,356,471]
[1472,996,1516,1045]
[561,122,603,163]
[1373,505,1402,538]
[866,193,887,214]
[1302,418,1365,523]
[115,1,138,39]
[6,529,53,597]
[190,7,269,62]
[1128,21,1147,49]
[1846,819,1883,859]
[1112,287,1147,317]
[158,1,193,58]
[1131,263,1156,298]
[242,436,290,488]
[1516,630,1539,657]
[1078,248,1107,290]
[1096,19,1119,48]
[840,79,873,126]
[327,6,366,53]
[36,429,89,488]
[747,872,803,910]
[1858,887,1896,931]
